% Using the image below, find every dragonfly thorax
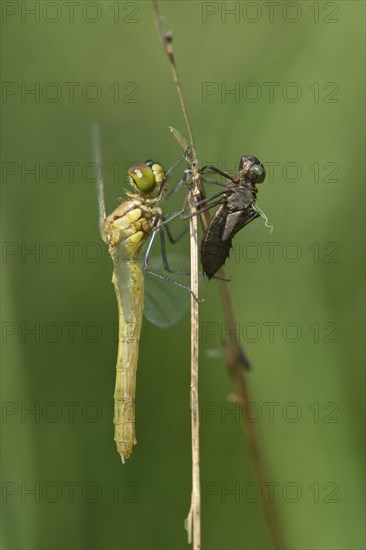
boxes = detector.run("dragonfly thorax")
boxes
[105,198,160,260]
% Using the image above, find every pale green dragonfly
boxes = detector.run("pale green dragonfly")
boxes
[93,125,191,462]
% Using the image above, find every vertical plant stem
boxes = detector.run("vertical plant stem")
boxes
[187,192,200,549]
[152,2,201,548]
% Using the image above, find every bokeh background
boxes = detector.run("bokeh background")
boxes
[1,1,365,549]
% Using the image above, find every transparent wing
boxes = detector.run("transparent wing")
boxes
[143,254,191,328]
[91,121,107,242]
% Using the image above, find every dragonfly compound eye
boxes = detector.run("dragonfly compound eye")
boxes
[248,162,266,184]
[150,162,165,188]
[128,163,158,194]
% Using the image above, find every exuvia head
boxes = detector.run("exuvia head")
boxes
[127,161,165,196]
[238,155,266,184]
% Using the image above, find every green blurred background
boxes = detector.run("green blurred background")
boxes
[1,1,365,549]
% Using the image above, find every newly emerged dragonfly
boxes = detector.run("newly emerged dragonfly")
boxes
[197,155,267,278]
[93,126,191,462]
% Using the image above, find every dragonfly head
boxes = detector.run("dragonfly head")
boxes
[128,161,166,196]
[238,156,266,184]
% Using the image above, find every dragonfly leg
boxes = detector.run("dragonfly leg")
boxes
[163,175,185,201]
[209,272,231,282]
[144,268,199,300]
[143,226,199,301]
[180,198,223,221]
[157,153,190,200]
[155,189,226,230]
[164,160,193,201]
[193,186,228,209]
[200,177,226,187]
[164,216,189,244]
[144,214,190,276]
[154,207,187,230]
[156,216,228,281]
[163,170,192,201]
[164,152,187,179]
[142,223,159,271]
[200,164,236,182]
[159,228,190,276]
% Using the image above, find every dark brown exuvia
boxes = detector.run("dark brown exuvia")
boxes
[200,155,266,279]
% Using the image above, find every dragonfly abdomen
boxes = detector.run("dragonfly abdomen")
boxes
[201,204,232,279]
[112,261,144,463]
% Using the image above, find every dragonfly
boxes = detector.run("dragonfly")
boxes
[93,126,191,462]
[165,132,269,280]
[195,155,267,278]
